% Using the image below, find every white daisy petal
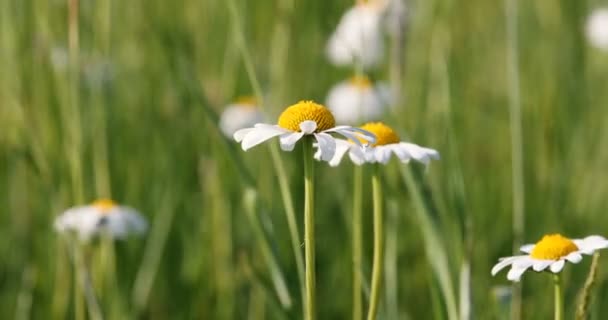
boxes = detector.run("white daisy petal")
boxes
[565,252,583,264]
[398,142,440,164]
[520,244,535,253]
[550,260,566,273]
[574,239,596,255]
[389,144,412,163]
[314,133,337,162]
[234,127,255,142]
[375,146,392,164]
[491,256,523,276]
[327,140,353,167]
[532,260,553,272]
[583,235,608,250]
[240,125,288,151]
[280,132,306,151]
[507,264,531,282]
[348,145,367,165]
[300,120,318,134]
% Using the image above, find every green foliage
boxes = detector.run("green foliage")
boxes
[2,0,608,319]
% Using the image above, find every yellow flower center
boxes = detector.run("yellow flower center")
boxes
[277,100,336,132]
[92,199,118,214]
[235,96,257,108]
[359,122,400,146]
[530,234,579,260]
[349,75,372,89]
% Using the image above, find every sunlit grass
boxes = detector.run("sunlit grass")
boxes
[2,0,608,319]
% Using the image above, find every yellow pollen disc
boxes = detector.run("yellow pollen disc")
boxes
[349,75,372,89]
[359,122,400,146]
[530,234,579,260]
[234,96,257,108]
[92,199,118,214]
[277,100,336,132]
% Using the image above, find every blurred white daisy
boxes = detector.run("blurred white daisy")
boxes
[320,122,439,166]
[586,9,608,51]
[55,199,148,241]
[219,96,265,138]
[491,234,608,282]
[326,75,392,125]
[326,2,386,69]
[233,100,376,161]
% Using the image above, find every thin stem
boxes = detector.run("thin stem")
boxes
[553,273,563,320]
[73,242,85,320]
[367,166,384,320]
[303,138,316,320]
[352,166,363,320]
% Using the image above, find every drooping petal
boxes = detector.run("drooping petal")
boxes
[507,261,532,282]
[348,145,367,165]
[520,244,535,254]
[314,133,337,162]
[234,127,256,142]
[326,139,353,167]
[300,120,318,134]
[532,260,553,272]
[280,132,305,151]
[565,252,583,264]
[550,260,566,273]
[325,126,376,146]
[389,144,412,163]
[240,125,288,151]
[491,256,523,276]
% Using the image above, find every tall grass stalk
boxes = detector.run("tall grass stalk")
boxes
[575,253,601,320]
[243,188,293,309]
[367,165,384,320]
[401,167,458,320]
[504,0,524,318]
[225,0,306,311]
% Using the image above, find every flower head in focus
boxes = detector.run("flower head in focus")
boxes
[54,199,148,241]
[326,2,386,69]
[319,122,439,167]
[586,8,608,51]
[219,96,265,138]
[234,100,376,161]
[491,234,608,282]
[326,75,392,125]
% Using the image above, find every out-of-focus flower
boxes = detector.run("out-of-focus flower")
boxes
[326,75,392,125]
[219,96,265,138]
[326,2,386,69]
[320,122,439,166]
[586,9,608,51]
[234,100,376,161]
[491,234,608,282]
[54,199,147,241]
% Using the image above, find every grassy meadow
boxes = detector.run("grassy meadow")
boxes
[2,0,608,319]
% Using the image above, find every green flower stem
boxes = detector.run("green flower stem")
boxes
[303,137,316,320]
[73,242,85,320]
[553,273,563,320]
[367,165,384,320]
[352,165,363,320]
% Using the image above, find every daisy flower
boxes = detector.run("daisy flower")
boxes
[491,234,608,282]
[233,100,376,161]
[586,8,608,51]
[219,96,265,138]
[321,122,439,166]
[326,2,385,69]
[54,199,148,241]
[326,75,392,125]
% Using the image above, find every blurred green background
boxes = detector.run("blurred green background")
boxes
[2,0,608,319]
